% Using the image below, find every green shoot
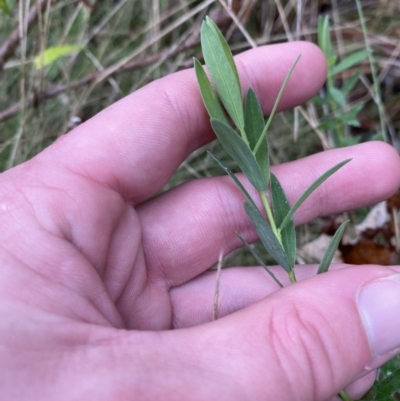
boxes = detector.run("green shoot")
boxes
[315,16,370,147]
[195,17,350,284]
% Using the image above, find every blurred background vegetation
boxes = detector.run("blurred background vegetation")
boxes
[0,0,400,399]
[1,0,399,168]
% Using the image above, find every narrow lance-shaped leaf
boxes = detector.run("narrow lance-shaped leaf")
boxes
[194,58,229,125]
[201,20,244,131]
[317,16,329,58]
[207,151,257,209]
[34,44,82,69]
[330,87,347,107]
[253,55,301,156]
[205,17,241,91]
[330,50,370,76]
[318,16,336,67]
[270,174,296,269]
[341,72,360,94]
[244,201,292,272]
[317,220,349,274]
[245,88,269,185]
[279,159,352,231]
[211,119,267,191]
[236,233,283,288]
[337,103,364,125]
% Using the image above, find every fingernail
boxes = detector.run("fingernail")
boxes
[358,274,400,357]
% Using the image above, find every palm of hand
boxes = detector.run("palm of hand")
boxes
[1,42,400,401]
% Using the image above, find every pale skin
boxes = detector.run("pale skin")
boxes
[1,41,400,401]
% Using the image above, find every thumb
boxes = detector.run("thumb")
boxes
[158,265,399,400]
[58,266,400,401]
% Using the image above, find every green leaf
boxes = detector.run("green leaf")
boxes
[363,368,400,401]
[205,17,241,90]
[317,220,349,274]
[253,54,301,155]
[327,55,337,68]
[337,102,364,125]
[310,95,326,106]
[34,44,82,69]
[201,19,244,130]
[0,0,11,15]
[245,88,269,185]
[341,72,360,94]
[330,87,347,107]
[236,233,283,288]
[330,50,370,76]
[244,201,292,272]
[270,174,296,268]
[342,135,362,146]
[207,151,257,209]
[194,58,229,125]
[211,119,267,191]
[279,159,352,231]
[318,16,335,62]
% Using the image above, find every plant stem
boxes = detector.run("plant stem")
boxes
[261,190,297,284]
[288,270,297,283]
[260,190,280,242]
[339,390,353,401]
[326,73,344,147]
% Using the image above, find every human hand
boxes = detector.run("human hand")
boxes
[1,41,400,401]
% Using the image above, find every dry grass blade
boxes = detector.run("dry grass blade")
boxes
[212,250,224,320]
[94,0,216,85]
[0,39,200,122]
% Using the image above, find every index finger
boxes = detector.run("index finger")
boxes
[40,42,327,203]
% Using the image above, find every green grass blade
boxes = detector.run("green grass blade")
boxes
[194,58,229,125]
[330,50,370,76]
[201,20,244,131]
[270,174,296,269]
[244,201,292,272]
[245,88,269,185]
[317,220,349,274]
[236,233,284,288]
[253,55,301,156]
[279,159,352,231]
[207,151,257,209]
[211,119,267,191]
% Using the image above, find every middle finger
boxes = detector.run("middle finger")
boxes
[137,141,400,288]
